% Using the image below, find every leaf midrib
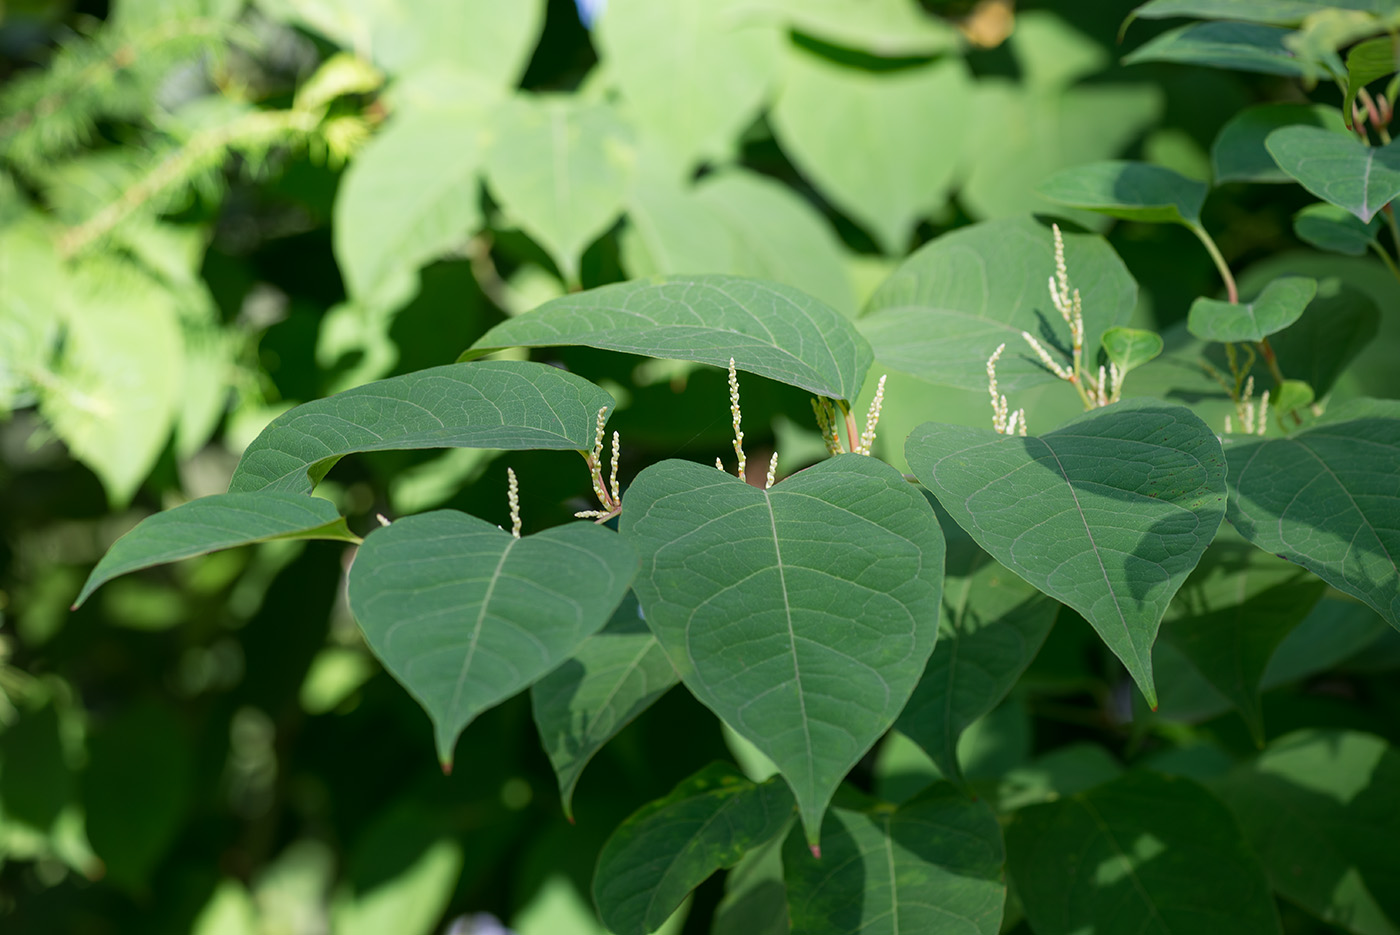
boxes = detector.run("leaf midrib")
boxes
[764,486,815,802]
[450,537,518,719]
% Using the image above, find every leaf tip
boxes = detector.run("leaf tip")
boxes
[808,843,821,860]
[440,758,454,777]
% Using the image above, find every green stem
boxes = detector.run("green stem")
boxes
[1383,204,1400,259]
[1369,240,1400,284]
[1190,223,1238,304]
[1256,336,1286,389]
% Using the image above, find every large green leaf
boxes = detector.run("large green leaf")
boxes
[1187,276,1316,343]
[333,106,492,309]
[1266,127,1400,223]
[894,510,1058,783]
[620,168,855,315]
[1213,729,1400,935]
[752,0,961,56]
[369,0,544,87]
[1123,22,1313,77]
[858,216,1137,392]
[529,593,679,820]
[1038,160,1207,226]
[711,832,790,935]
[906,400,1228,707]
[1211,104,1347,185]
[1007,771,1282,935]
[482,95,633,286]
[1162,533,1327,743]
[769,47,971,254]
[594,0,780,172]
[346,511,638,766]
[73,492,357,609]
[1294,203,1383,255]
[782,784,1005,934]
[464,275,872,402]
[1225,398,1400,629]
[229,361,615,494]
[593,763,794,935]
[622,455,945,846]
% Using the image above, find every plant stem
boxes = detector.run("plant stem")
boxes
[839,402,860,455]
[1256,336,1286,388]
[1383,204,1400,258]
[1370,240,1400,283]
[1190,223,1238,304]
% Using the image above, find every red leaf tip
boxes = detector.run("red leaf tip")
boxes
[809,844,821,860]
[441,760,454,776]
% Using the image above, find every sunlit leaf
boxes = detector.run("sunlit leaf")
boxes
[347,511,638,766]
[229,361,615,494]
[370,0,544,87]
[622,456,944,846]
[593,763,794,935]
[1101,327,1165,373]
[1187,276,1316,343]
[1225,398,1400,630]
[907,400,1229,707]
[73,492,357,609]
[1266,127,1400,222]
[464,275,872,402]
[750,0,961,56]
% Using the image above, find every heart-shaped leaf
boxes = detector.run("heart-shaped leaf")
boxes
[1038,160,1207,226]
[1187,276,1316,343]
[895,510,1058,783]
[347,511,638,766]
[1101,326,1165,373]
[1266,126,1400,222]
[907,400,1229,707]
[229,361,615,494]
[464,275,873,402]
[482,95,632,286]
[782,784,1005,935]
[593,762,794,935]
[1225,398,1400,630]
[858,217,1137,392]
[73,492,358,609]
[1123,21,1311,77]
[621,455,945,847]
[1008,771,1282,935]
[1294,202,1383,255]
[1213,729,1400,934]
[1211,103,1347,185]
[530,593,679,820]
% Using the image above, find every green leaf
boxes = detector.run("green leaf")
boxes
[994,743,1123,812]
[482,95,632,286]
[1261,274,1381,399]
[1007,771,1282,935]
[529,593,679,820]
[1101,327,1165,373]
[593,763,795,935]
[0,699,74,833]
[1123,22,1313,77]
[1273,378,1316,415]
[1266,126,1400,223]
[769,47,971,254]
[1187,276,1317,343]
[906,400,1229,708]
[369,0,543,87]
[229,361,615,494]
[1225,398,1400,630]
[782,784,1005,934]
[621,455,945,846]
[1162,534,1327,743]
[595,0,780,172]
[1211,104,1347,185]
[620,167,856,316]
[464,275,872,403]
[1294,202,1383,255]
[1213,729,1400,935]
[1130,0,1383,26]
[333,106,491,308]
[895,510,1058,783]
[1038,160,1207,226]
[346,511,638,766]
[711,831,790,935]
[858,216,1137,392]
[1345,35,1400,128]
[72,492,357,609]
[754,0,961,57]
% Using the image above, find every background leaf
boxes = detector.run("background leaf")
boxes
[1211,103,1347,185]
[530,593,679,820]
[465,275,872,402]
[907,400,1228,707]
[1294,203,1383,255]
[347,511,638,766]
[1344,35,1400,129]
[782,784,1005,935]
[1213,729,1400,935]
[73,492,356,608]
[593,763,794,935]
[1187,275,1316,343]
[1265,127,1400,222]
[1007,771,1282,935]
[1038,160,1207,226]
[1124,22,1313,77]
[229,361,615,494]
[368,0,544,87]
[1225,398,1400,629]
[622,456,944,846]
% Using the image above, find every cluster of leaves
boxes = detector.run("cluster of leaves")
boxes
[4,1,1400,934]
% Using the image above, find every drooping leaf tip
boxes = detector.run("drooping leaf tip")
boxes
[809,844,821,860]
[441,759,454,776]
